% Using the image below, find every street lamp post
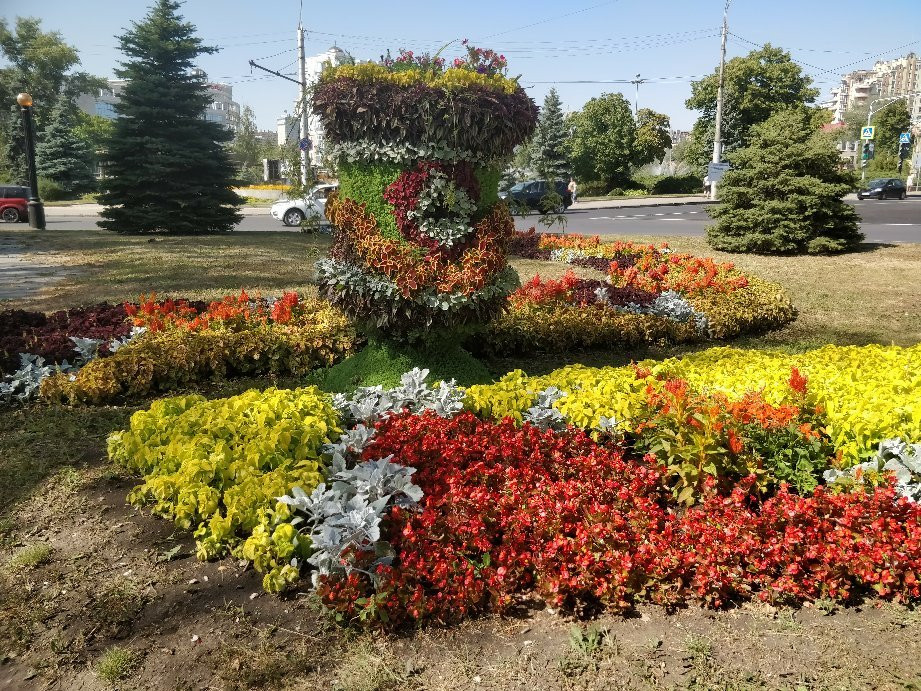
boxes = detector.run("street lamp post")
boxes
[16,93,46,230]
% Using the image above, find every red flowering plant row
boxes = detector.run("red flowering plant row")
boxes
[126,290,302,332]
[315,409,921,628]
[510,270,657,310]
[1,303,134,372]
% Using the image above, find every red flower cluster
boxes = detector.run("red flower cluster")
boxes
[646,479,921,607]
[610,247,749,295]
[317,411,921,628]
[456,40,508,76]
[126,290,302,333]
[509,270,656,309]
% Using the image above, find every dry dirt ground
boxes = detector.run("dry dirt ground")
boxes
[2,455,920,691]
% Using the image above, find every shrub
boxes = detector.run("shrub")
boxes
[576,180,610,197]
[632,174,701,195]
[37,176,68,201]
[707,108,862,255]
[41,300,356,404]
[108,387,339,560]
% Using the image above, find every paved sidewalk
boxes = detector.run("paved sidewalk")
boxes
[571,195,712,211]
[0,237,77,301]
[43,203,268,217]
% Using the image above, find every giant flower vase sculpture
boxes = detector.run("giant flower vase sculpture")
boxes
[313,48,538,340]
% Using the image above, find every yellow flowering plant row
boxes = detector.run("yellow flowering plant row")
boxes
[320,62,520,95]
[40,300,356,405]
[108,387,339,571]
[465,344,921,465]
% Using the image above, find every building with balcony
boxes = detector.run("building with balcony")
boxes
[77,71,243,132]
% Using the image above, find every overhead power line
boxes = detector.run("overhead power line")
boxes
[482,0,624,39]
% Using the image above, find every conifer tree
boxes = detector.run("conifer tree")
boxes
[708,108,862,255]
[99,0,241,233]
[36,101,95,193]
[531,88,570,180]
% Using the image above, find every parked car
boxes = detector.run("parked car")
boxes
[0,185,30,223]
[270,183,338,227]
[857,178,907,200]
[499,180,573,213]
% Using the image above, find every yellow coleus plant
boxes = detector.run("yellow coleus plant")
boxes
[467,344,921,465]
[321,62,520,94]
[108,387,339,560]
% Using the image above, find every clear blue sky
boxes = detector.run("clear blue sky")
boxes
[5,0,921,131]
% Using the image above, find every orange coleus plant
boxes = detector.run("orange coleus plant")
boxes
[328,195,512,298]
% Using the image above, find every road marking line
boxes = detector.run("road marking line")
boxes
[589,217,612,220]
[671,211,684,214]
[884,223,918,226]
[688,211,700,214]
[654,213,666,216]
[661,218,686,221]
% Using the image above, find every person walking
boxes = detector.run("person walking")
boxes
[567,177,578,204]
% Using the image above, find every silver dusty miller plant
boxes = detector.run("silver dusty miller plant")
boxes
[824,438,921,502]
[279,457,423,587]
[1,327,148,405]
[331,367,464,427]
[522,386,568,431]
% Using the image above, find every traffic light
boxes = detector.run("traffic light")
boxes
[861,142,875,167]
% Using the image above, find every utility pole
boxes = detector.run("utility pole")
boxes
[710,0,731,201]
[630,74,646,119]
[297,24,309,189]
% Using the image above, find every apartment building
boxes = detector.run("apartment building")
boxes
[827,53,919,127]
[78,70,243,132]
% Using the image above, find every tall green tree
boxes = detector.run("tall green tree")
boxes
[685,45,819,171]
[99,0,242,234]
[633,108,672,166]
[0,17,105,181]
[231,105,266,184]
[872,99,911,159]
[708,108,862,255]
[531,88,570,180]
[36,100,95,193]
[568,92,635,189]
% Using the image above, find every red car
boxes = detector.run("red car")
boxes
[1,185,30,222]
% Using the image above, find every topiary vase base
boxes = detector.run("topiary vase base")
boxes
[319,338,493,393]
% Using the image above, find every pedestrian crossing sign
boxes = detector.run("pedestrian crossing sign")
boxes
[861,126,875,140]
[900,132,912,144]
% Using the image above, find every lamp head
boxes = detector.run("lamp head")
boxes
[16,93,33,107]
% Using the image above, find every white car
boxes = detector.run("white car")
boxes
[270,183,338,227]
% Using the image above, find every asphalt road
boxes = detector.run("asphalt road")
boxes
[39,197,921,243]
